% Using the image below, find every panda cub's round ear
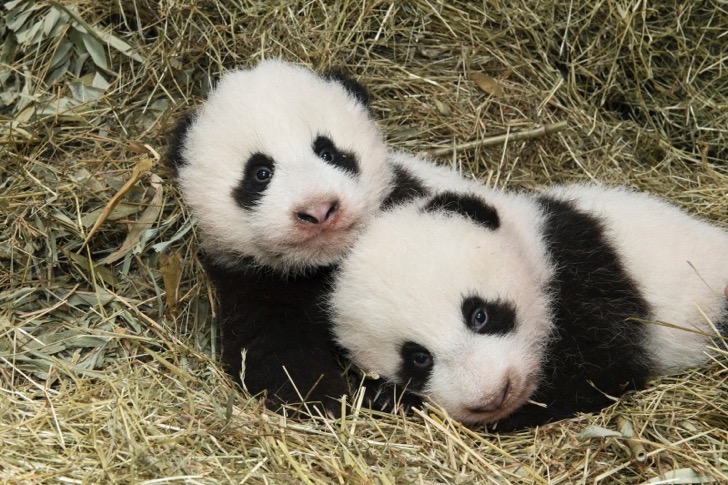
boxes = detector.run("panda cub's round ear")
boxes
[322,69,370,109]
[164,110,197,174]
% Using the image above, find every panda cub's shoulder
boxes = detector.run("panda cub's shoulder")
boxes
[382,151,487,209]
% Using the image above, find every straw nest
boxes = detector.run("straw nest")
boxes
[1,0,726,482]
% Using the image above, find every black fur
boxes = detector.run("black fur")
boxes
[204,257,348,416]
[423,192,500,230]
[322,70,370,108]
[165,111,196,173]
[312,136,359,176]
[232,153,276,210]
[381,164,430,210]
[461,296,517,335]
[356,376,424,413]
[398,341,433,392]
[494,196,653,431]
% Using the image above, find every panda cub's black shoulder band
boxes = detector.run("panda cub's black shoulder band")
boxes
[381,165,430,210]
[423,192,500,230]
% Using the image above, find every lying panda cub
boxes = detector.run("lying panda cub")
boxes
[330,185,728,429]
[166,59,482,415]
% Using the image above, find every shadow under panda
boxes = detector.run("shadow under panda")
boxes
[165,59,485,416]
[330,185,728,429]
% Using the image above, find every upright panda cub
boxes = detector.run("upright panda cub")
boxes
[330,185,728,429]
[168,59,390,273]
[166,59,484,416]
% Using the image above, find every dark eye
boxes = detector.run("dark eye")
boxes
[317,148,334,162]
[412,351,432,369]
[254,166,273,183]
[471,307,488,331]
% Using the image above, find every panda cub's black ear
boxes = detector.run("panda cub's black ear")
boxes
[323,70,370,108]
[165,110,196,174]
[423,191,500,230]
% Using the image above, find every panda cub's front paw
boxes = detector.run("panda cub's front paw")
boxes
[263,377,348,419]
[235,345,350,419]
[356,377,423,415]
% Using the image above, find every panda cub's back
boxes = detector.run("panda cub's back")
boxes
[545,184,728,374]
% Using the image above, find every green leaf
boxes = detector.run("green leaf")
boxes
[70,52,90,77]
[69,80,106,102]
[92,72,110,90]
[42,6,63,37]
[49,38,73,70]
[5,2,41,32]
[14,16,43,45]
[97,29,143,62]
[79,30,108,70]
[4,0,32,10]
[81,203,143,228]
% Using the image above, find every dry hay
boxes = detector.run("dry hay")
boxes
[1,0,727,482]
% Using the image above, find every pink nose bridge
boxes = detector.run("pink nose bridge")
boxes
[295,199,340,225]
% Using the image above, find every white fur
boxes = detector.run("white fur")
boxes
[330,184,728,424]
[177,59,390,272]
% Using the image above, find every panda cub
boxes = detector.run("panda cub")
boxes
[167,59,482,415]
[167,59,391,273]
[330,184,728,429]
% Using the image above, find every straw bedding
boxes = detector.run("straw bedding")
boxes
[1,0,726,482]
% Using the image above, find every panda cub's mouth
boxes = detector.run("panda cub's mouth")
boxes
[457,373,535,424]
[258,216,365,268]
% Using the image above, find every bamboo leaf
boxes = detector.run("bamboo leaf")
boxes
[42,6,63,37]
[79,30,108,70]
[97,29,143,62]
[576,425,621,440]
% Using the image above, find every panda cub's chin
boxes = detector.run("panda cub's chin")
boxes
[250,218,364,271]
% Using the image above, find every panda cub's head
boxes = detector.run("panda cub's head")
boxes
[167,59,390,272]
[330,191,555,424]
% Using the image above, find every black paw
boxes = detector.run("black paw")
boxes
[355,377,423,414]
[265,373,348,419]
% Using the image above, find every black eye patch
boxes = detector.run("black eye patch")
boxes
[461,295,517,335]
[312,135,359,176]
[232,153,275,210]
[397,341,433,391]
[423,192,500,230]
